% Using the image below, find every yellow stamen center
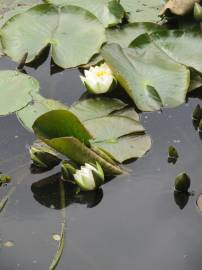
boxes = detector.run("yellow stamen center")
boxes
[96,70,110,77]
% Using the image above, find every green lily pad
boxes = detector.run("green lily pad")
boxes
[0,4,106,68]
[111,107,139,121]
[70,97,127,121]
[0,70,39,115]
[33,97,151,165]
[91,134,151,163]
[46,0,124,26]
[33,110,123,175]
[32,110,92,145]
[38,136,123,175]
[84,116,144,140]
[106,22,164,48]
[70,97,146,162]
[101,38,190,111]
[17,94,69,131]
[120,0,163,23]
[0,1,43,28]
[150,30,202,74]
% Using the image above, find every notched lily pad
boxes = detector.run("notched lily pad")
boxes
[17,94,69,131]
[150,30,202,74]
[0,4,106,68]
[101,40,189,111]
[106,22,164,48]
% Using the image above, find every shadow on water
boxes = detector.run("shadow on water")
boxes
[31,172,104,210]
[173,190,190,210]
[1,46,202,270]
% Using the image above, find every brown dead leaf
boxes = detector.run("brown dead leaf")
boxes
[196,193,202,212]
[160,0,200,16]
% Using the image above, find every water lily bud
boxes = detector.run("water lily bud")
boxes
[73,162,104,191]
[29,143,61,169]
[168,146,179,159]
[0,174,11,186]
[61,161,77,181]
[80,63,116,94]
[192,104,202,121]
[194,3,202,21]
[175,172,191,192]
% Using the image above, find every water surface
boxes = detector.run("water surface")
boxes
[0,56,202,270]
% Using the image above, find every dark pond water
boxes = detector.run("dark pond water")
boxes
[0,55,202,270]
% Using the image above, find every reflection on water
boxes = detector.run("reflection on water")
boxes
[173,191,190,210]
[31,172,103,210]
[0,56,202,270]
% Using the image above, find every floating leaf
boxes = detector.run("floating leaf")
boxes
[70,97,127,121]
[85,116,144,140]
[0,4,106,68]
[46,0,124,26]
[120,0,163,23]
[0,0,42,27]
[150,30,202,74]
[101,40,190,111]
[106,22,164,48]
[34,136,123,175]
[0,70,39,115]
[17,94,68,131]
[91,134,151,163]
[71,97,147,162]
[33,96,151,166]
[111,107,139,121]
[32,110,92,145]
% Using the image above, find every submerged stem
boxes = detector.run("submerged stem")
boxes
[48,180,66,270]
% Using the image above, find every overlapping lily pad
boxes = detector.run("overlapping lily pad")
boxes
[150,30,202,74]
[70,97,127,121]
[0,4,106,68]
[106,22,164,48]
[17,94,69,131]
[46,0,124,26]
[91,134,151,163]
[0,0,42,28]
[33,97,151,166]
[33,109,123,175]
[120,0,163,23]
[101,39,190,111]
[0,70,39,115]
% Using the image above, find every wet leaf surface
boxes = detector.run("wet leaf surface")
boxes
[0,70,39,115]
[102,42,189,111]
[0,4,106,68]
[120,0,164,23]
[46,0,123,26]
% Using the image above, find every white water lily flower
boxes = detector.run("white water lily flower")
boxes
[80,63,115,94]
[73,162,104,191]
